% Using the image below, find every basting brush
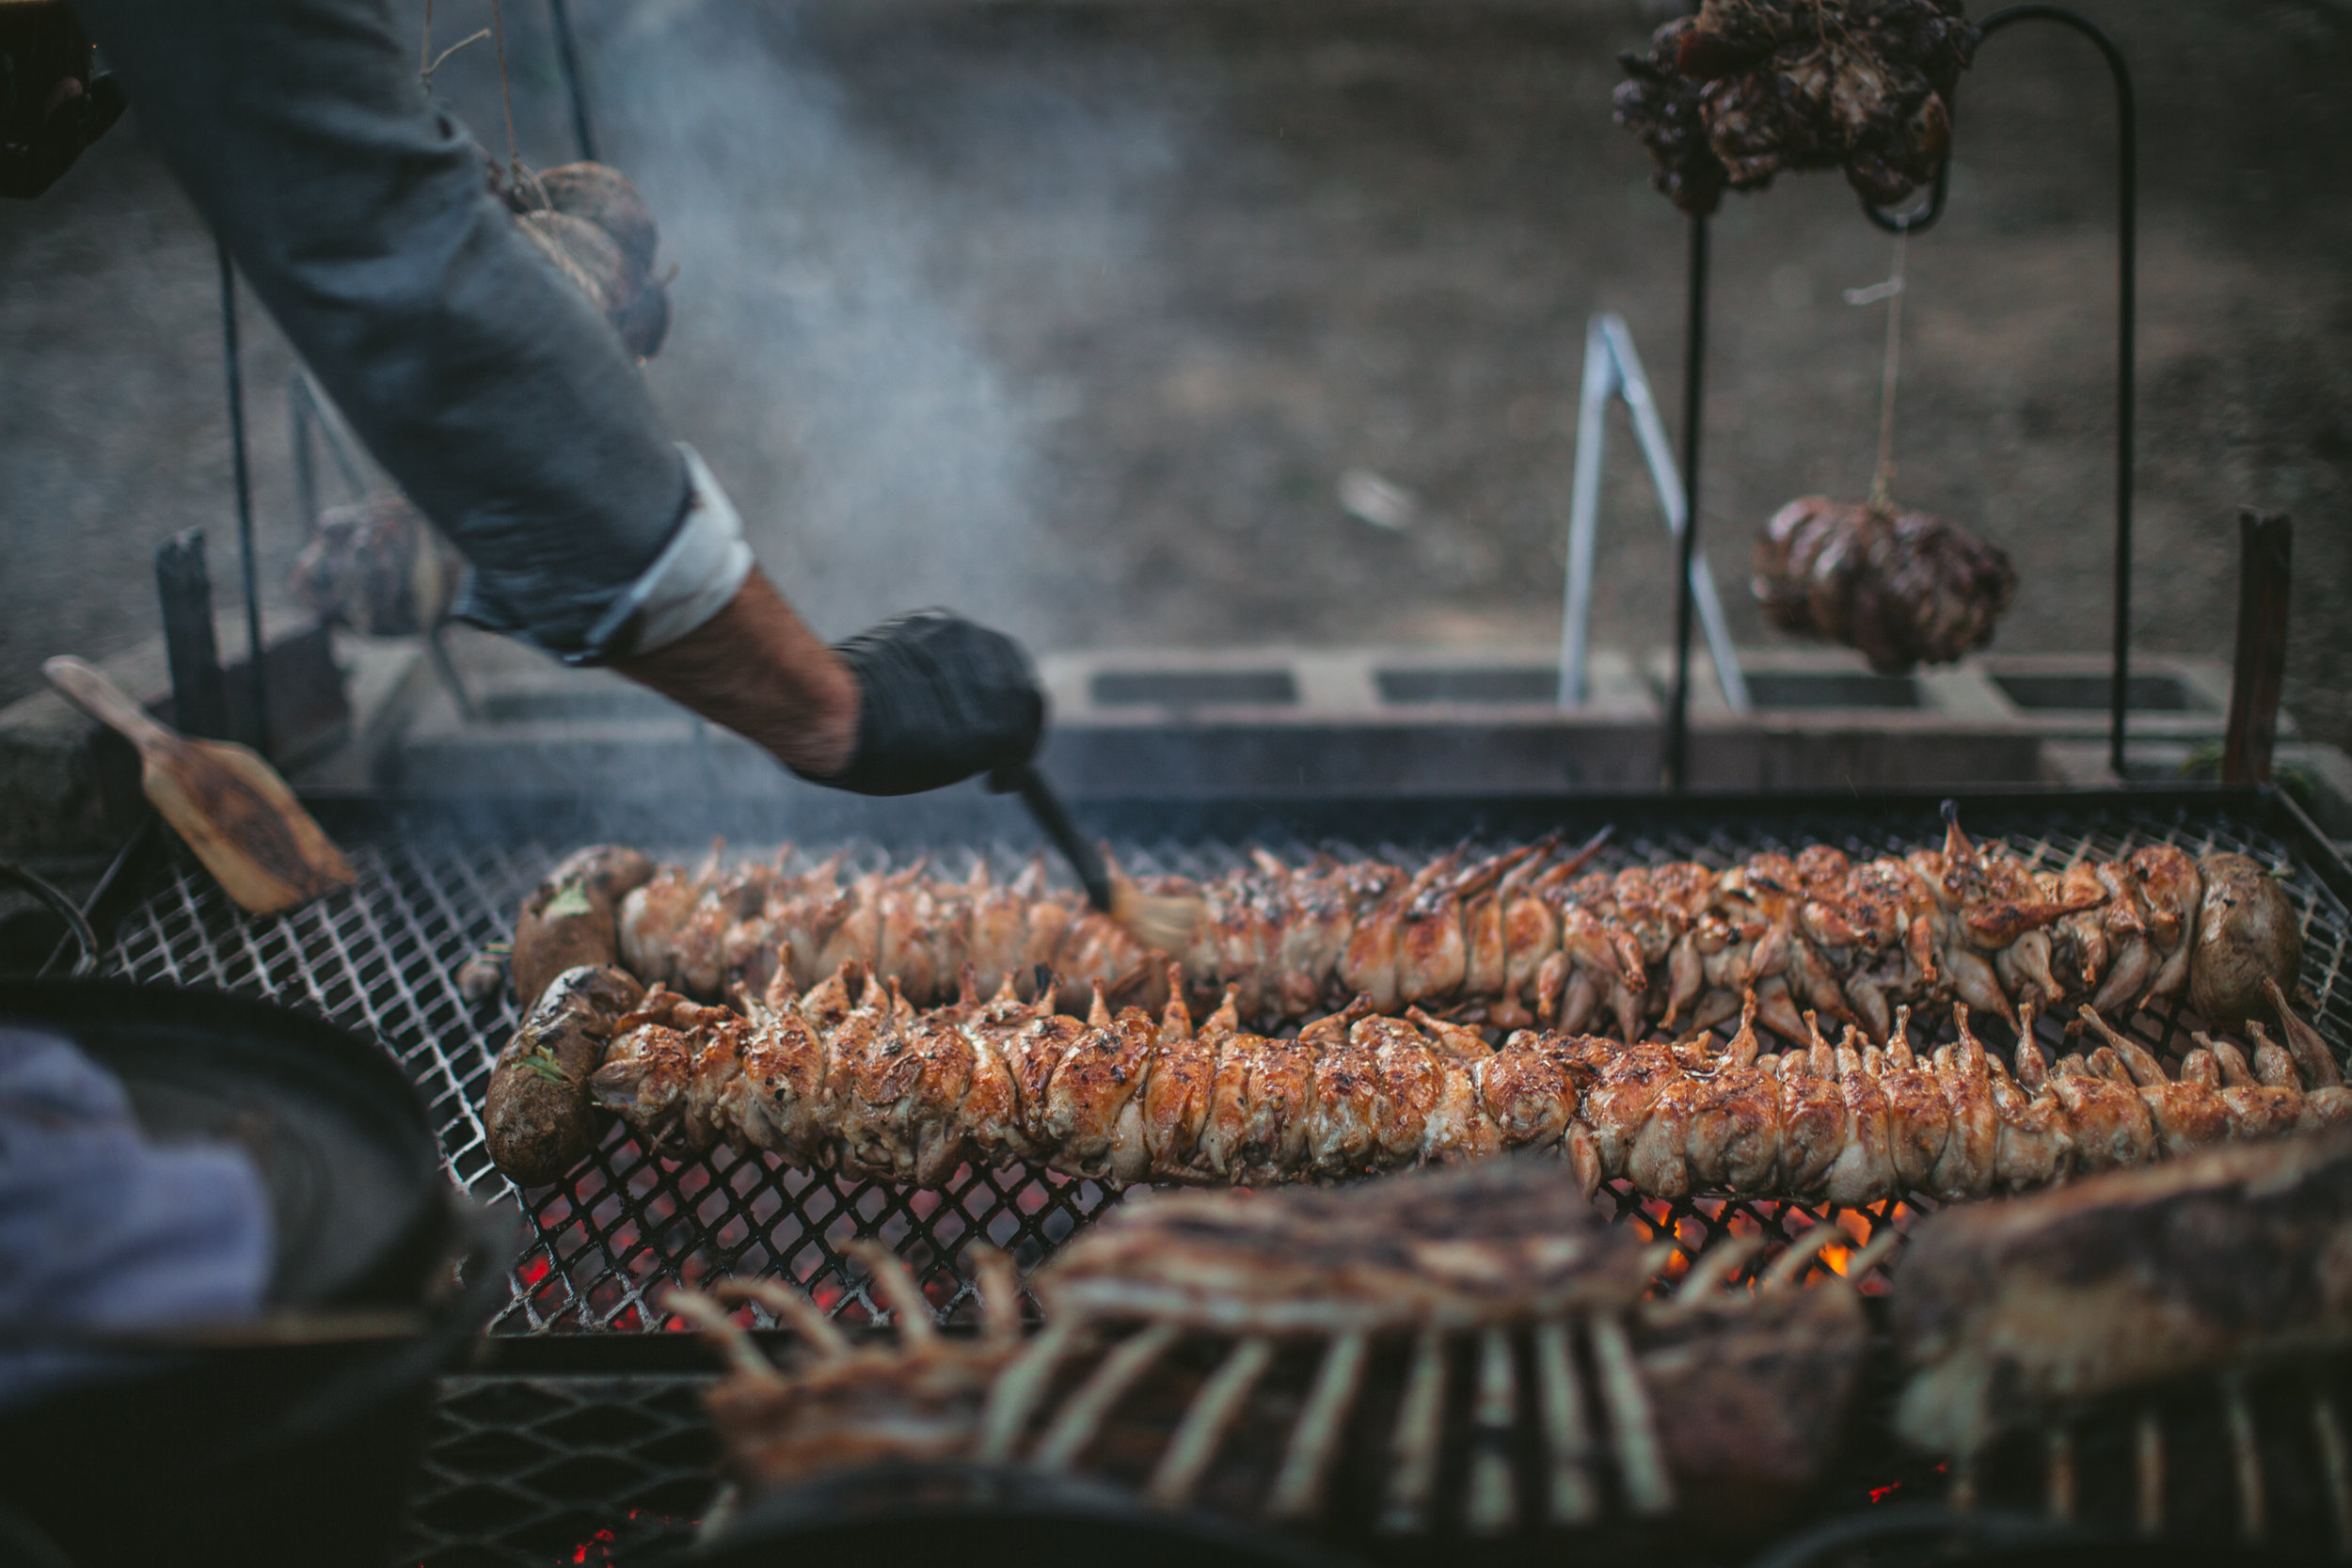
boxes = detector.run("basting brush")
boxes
[1003,764,1204,955]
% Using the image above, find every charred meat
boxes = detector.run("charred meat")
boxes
[1752,496,2017,673]
[1034,1160,1655,1333]
[523,822,2303,1055]
[1893,1127,2352,1458]
[1616,0,1979,216]
[486,939,2352,1204]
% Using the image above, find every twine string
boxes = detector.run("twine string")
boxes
[488,0,522,179]
[419,0,544,206]
[423,27,491,82]
[1844,226,1909,510]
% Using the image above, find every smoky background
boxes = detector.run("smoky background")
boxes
[0,0,2346,748]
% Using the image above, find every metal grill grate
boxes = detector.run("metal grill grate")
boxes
[1948,1353,2352,1552]
[99,801,2351,1335]
[399,1375,716,1566]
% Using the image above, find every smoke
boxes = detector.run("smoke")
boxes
[580,0,1179,646]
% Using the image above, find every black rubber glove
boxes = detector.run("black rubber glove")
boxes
[814,610,1043,797]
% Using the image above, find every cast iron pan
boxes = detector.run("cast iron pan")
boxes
[0,976,444,1307]
[0,977,492,1568]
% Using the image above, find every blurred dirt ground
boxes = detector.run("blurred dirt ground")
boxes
[1,0,2346,752]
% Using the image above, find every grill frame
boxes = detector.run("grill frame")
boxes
[76,784,2352,1341]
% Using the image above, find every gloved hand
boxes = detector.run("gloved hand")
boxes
[812,610,1043,796]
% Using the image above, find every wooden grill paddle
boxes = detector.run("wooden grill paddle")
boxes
[44,656,356,914]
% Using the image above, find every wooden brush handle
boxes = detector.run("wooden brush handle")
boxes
[43,656,177,754]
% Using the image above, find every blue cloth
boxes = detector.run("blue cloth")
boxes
[0,1027,273,1410]
[68,0,699,663]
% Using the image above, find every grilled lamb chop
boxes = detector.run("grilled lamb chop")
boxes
[1892,1126,2352,1459]
[1033,1158,1654,1333]
[678,1165,1872,1545]
[1638,1236,1872,1522]
[677,1246,1026,1493]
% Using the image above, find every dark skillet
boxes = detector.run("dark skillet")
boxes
[0,977,446,1307]
[0,977,500,1568]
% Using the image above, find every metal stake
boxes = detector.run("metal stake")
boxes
[1664,214,1708,792]
[1560,313,1748,717]
[546,0,597,161]
[215,239,273,759]
[155,531,230,741]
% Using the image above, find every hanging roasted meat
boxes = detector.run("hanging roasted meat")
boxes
[1615,0,1980,216]
[1751,496,2016,673]
[287,490,460,638]
[499,160,671,360]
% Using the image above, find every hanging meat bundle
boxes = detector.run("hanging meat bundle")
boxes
[1614,0,1980,216]
[1751,496,2017,673]
[503,160,671,360]
[288,490,459,638]
[289,162,671,638]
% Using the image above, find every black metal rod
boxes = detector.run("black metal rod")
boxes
[546,0,597,162]
[1664,213,1709,793]
[1859,150,1950,236]
[1012,765,1114,913]
[289,376,320,536]
[155,529,230,740]
[216,237,272,759]
[1861,5,2136,778]
[426,625,481,724]
[291,372,365,499]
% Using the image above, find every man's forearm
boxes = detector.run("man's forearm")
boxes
[612,571,860,778]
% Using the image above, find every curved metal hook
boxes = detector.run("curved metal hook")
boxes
[1853,3,2137,776]
[1860,150,1950,236]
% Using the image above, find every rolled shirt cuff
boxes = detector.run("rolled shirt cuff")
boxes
[572,442,755,664]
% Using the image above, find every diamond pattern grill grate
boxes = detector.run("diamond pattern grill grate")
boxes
[99,801,2350,1335]
[399,1375,715,1566]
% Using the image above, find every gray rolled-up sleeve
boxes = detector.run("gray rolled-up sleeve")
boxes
[72,0,718,662]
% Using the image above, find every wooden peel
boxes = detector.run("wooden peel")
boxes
[43,655,355,914]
